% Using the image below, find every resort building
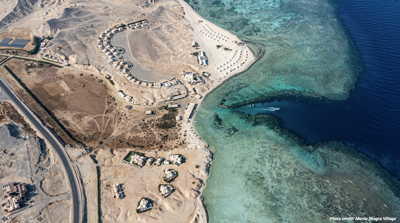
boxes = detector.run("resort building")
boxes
[113,184,126,199]
[1,182,28,213]
[185,103,198,121]
[197,51,208,66]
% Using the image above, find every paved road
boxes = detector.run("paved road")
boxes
[0,53,63,67]
[0,56,11,66]
[0,78,82,223]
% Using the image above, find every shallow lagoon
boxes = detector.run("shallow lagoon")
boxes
[187,0,358,104]
[189,0,400,222]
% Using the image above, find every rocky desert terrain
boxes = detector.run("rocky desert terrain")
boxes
[0,0,256,222]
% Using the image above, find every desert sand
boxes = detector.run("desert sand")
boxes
[0,0,257,222]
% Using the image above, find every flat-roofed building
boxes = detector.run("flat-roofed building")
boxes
[2,182,28,213]
[184,103,198,121]
[197,51,208,66]
[145,110,155,115]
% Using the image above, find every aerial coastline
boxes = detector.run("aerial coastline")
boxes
[1,0,399,222]
[176,1,260,221]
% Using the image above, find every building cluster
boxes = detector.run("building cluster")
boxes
[98,22,135,68]
[161,79,188,101]
[37,36,68,65]
[41,50,69,65]
[97,20,213,107]
[158,168,179,198]
[97,20,188,105]
[1,183,28,213]
[135,181,175,213]
[160,78,181,88]
[122,152,183,213]
[97,19,192,104]
[117,90,136,104]
[97,20,166,88]
[116,78,186,105]
[39,36,52,49]
[123,152,186,168]
[183,71,204,85]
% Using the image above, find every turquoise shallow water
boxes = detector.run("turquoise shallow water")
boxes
[188,0,400,222]
[187,0,358,105]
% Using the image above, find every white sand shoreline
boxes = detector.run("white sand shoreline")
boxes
[176,1,259,222]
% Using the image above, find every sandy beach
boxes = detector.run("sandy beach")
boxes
[176,0,258,221]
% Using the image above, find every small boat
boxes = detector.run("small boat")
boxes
[263,107,280,112]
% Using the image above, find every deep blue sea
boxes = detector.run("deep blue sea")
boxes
[191,0,400,221]
[236,0,400,179]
